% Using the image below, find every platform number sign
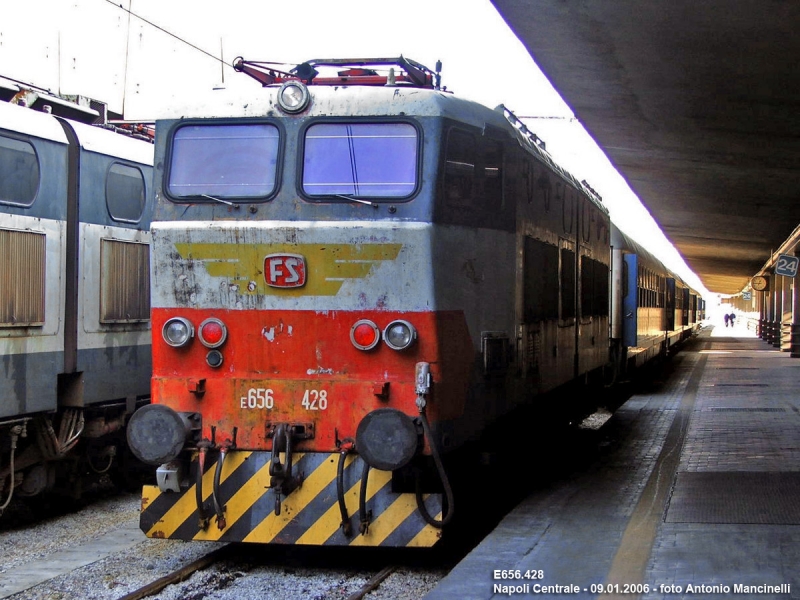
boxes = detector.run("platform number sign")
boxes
[775,254,799,278]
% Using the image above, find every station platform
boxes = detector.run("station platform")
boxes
[425,325,800,599]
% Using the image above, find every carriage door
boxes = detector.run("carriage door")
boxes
[623,253,639,348]
[665,278,677,331]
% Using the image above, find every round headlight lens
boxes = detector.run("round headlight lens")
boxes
[163,317,194,347]
[277,81,310,113]
[198,318,227,348]
[383,320,417,350]
[351,319,381,351]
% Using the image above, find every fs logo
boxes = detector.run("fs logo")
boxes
[264,254,306,288]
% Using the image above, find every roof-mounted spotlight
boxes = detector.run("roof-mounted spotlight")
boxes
[277,80,310,114]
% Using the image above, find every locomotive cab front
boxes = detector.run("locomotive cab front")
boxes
[131,60,469,546]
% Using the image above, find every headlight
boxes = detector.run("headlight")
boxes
[277,81,310,113]
[162,317,194,347]
[351,319,381,351]
[383,320,417,350]
[198,318,227,348]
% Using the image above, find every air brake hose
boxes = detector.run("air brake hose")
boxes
[415,411,454,528]
[212,446,228,529]
[358,459,371,535]
[413,362,454,528]
[0,426,23,515]
[337,445,353,537]
[196,443,211,529]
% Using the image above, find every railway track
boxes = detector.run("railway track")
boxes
[118,546,401,600]
[117,545,234,600]
[0,490,448,600]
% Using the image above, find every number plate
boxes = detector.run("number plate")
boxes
[237,382,331,411]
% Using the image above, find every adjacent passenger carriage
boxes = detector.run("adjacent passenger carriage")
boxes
[610,224,704,377]
[129,57,618,547]
[0,93,153,510]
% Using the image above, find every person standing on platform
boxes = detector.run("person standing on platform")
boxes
[724,313,730,327]
[729,312,736,327]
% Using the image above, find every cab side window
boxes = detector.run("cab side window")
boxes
[0,134,39,207]
[444,129,475,206]
[106,163,146,223]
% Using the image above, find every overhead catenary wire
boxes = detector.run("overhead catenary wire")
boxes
[103,0,233,69]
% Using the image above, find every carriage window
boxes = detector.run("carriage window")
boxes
[524,237,558,321]
[107,163,146,223]
[480,140,503,204]
[0,135,39,207]
[561,247,576,320]
[302,123,417,199]
[580,256,609,317]
[445,129,475,205]
[168,123,279,200]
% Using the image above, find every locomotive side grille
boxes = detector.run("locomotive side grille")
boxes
[0,228,45,326]
[100,239,150,323]
[526,328,541,375]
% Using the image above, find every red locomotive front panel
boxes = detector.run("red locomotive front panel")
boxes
[151,306,472,453]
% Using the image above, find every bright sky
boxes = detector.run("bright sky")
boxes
[0,0,707,295]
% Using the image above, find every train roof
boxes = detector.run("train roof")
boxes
[612,223,666,270]
[0,100,69,144]
[612,223,699,292]
[158,81,496,124]
[69,119,154,165]
[1,98,153,165]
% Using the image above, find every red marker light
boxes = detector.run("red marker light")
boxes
[198,318,227,348]
[351,320,380,351]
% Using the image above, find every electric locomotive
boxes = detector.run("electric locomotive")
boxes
[129,57,614,547]
[0,88,153,512]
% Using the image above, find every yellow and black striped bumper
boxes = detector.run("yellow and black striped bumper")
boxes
[140,451,443,547]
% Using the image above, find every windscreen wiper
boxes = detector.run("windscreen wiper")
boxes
[201,194,238,208]
[335,194,379,208]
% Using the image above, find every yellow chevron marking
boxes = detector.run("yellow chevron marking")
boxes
[407,501,443,547]
[242,452,338,543]
[294,454,363,545]
[146,451,250,539]
[141,485,160,515]
[173,242,402,297]
[192,456,273,541]
[296,466,440,547]
[143,485,161,506]
[348,482,421,547]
